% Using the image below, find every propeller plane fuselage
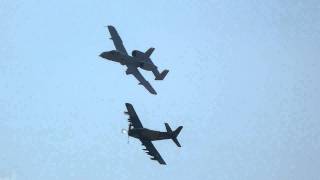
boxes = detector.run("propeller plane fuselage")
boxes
[124,103,183,165]
[128,127,175,141]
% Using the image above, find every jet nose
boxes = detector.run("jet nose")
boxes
[100,51,114,59]
[99,52,107,58]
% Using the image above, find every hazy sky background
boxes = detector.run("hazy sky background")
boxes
[0,0,319,180]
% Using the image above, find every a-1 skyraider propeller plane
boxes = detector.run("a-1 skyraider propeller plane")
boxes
[123,103,183,165]
[99,26,169,95]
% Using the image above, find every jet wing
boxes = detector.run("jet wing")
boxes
[140,139,166,165]
[129,68,157,95]
[125,103,143,128]
[107,25,128,55]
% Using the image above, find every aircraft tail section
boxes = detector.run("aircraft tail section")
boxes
[155,69,169,80]
[145,47,155,57]
[165,123,172,132]
[165,123,183,147]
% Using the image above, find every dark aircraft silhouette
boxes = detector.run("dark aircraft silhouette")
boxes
[123,103,183,165]
[99,26,169,95]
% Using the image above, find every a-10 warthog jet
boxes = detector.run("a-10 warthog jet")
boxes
[123,103,183,165]
[99,26,169,95]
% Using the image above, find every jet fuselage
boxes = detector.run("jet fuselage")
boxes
[99,50,156,71]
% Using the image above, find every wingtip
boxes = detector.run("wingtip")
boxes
[149,86,157,95]
[145,85,157,95]
[125,103,132,107]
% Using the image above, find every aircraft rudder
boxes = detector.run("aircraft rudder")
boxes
[174,126,183,137]
[172,126,183,147]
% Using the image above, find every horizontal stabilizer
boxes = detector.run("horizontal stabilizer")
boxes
[155,70,169,80]
[165,123,172,132]
[172,137,181,147]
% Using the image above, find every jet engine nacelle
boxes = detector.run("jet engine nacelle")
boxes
[132,50,148,59]
[139,62,154,71]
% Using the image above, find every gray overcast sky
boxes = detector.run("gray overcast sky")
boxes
[0,0,319,180]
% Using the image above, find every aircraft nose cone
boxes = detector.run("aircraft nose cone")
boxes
[100,51,114,59]
[99,52,106,58]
